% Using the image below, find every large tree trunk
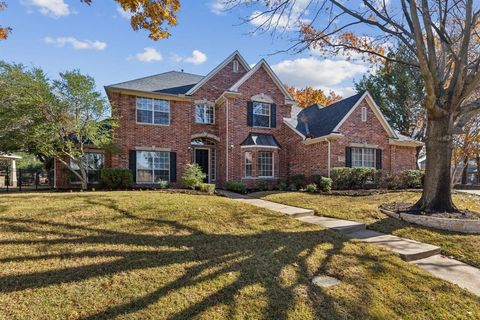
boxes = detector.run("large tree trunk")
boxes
[415,114,457,212]
[461,156,469,185]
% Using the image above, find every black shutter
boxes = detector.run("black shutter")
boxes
[170,152,177,182]
[270,104,277,128]
[345,147,352,168]
[129,150,137,183]
[376,149,382,170]
[247,101,253,126]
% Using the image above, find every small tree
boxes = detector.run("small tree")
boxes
[285,85,341,107]
[181,163,206,189]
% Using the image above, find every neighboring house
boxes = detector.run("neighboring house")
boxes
[0,153,21,188]
[53,51,422,189]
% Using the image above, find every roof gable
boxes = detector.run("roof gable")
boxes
[186,51,250,95]
[229,60,295,102]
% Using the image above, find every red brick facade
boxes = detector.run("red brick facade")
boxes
[54,52,418,189]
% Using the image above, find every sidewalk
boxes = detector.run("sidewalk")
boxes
[217,190,480,296]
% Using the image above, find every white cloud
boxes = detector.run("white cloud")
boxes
[44,36,107,50]
[210,0,227,15]
[172,50,208,65]
[116,6,132,19]
[133,47,163,62]
[24,0,70,17]
[249,0,310,30]
[272,57,368,96]
[184,50,207,65]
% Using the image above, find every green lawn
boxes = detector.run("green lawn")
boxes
[0,191,479,319]
[251,191,480,269]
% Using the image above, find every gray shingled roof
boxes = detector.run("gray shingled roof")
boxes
[295,91,366,138]
[107,71,204,95]
[240,133,281,148]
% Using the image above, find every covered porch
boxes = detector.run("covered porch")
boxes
[0,153,21,188]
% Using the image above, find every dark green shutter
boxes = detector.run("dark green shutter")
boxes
[270,104,277,128]
[129,150,137,183]
[345,147,352,168]
[170,152,177,182]
[376,149,382,170]
[247,101,253,126]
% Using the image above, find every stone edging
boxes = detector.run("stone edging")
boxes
[379,207,480,234]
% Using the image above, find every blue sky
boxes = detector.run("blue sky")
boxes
[0,0,373,97]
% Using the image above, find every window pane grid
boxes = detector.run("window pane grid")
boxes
[352,147,375,168]
[137,151,170,183]
[195,104,214,124]
[258,151,273,177]
[69,153,104,183]
[136,97,170,125]
[244,152,253,177]
[252,101,271,128]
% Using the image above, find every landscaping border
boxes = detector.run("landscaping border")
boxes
[379,207,480,234]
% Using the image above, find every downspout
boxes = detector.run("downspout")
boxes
[327,139,331,178]
[225,97,229,182]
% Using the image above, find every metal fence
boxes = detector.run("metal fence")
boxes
[0,166,54,192]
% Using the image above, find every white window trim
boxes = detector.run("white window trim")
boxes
[252,101,271,129]
[136,97,170,127]
[233,60,239,73]
[195,104,215,125]
[244,151,253,178]
[257,151,274,178]
[136,150,171,184]
[352,147,375,168]
[361,106,367,122]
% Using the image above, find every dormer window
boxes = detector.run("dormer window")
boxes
[361,106,367,122]
[233,60,239,73]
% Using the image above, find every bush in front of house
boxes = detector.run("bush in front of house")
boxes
[331,167,376,190]
[318,177,332,192]
[158,180,169,189]
[305,183,318,193]
[100,168,133,189]
[276,180,287,191]
[376,169,424,189]
[288,183,297,191]
[225,180,247,194]
[199,183,216,194]
[290,174,306,189]
[402,170,424,188]
[257,179,267,191]
[182,163,206,190]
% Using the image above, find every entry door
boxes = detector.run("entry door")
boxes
[194,149,209,182]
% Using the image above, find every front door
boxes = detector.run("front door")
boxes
[194,148,209,182]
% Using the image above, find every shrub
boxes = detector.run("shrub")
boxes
[331,167,376,190]
[309,174,322,185]
[257,179,267,191]
[225,181,247,194]
[290,174,306,189]
[199,183,216,194]
[100,168,133,189]
[318,177,332,192]
[182,163,206,190]
[402,170,424,188]
[276,180,287,191]
[305,183,318,193]
[158,180,169,189]
[288,183,297,191]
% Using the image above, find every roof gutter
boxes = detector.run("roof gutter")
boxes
[104,86,194,102]
[302,133,344,145]
[389,139,424,147]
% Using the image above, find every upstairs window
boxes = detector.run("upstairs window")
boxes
[361,106,367,122]
[352,147,375,168]
[233,60,239,73]
[252,102,271,128]
[195,104,214,124]
[136,97,170,125]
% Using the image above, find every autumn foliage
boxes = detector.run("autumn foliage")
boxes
[285,85,341,108]
[0,2,10,40]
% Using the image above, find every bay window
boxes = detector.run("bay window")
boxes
[244,152,253,177]
[257,151,273,177]
[136,97,170,125]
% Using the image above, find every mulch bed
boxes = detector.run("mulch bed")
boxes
[382,202,480,220]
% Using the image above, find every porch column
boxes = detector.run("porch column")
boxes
[11,159,17,187]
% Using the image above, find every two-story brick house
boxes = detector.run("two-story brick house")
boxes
[53,51,422,189]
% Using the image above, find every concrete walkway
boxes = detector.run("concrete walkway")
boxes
[217,189,480,296]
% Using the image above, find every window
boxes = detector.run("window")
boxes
[361,107,367,122]
[69,152,104,183]
[136,97,170,125]
[352,147,375,168]
[233,60,239,73]
[195,104,214,124]
[136,151,170,183]
[244,152,253,177]
[258,151,273,177]
[252,101,271,128]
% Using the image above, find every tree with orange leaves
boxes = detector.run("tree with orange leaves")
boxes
[1,0,180,41]
[228,0,480,213]
[285,85,341,108]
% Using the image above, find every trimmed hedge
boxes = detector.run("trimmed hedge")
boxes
[225,181,247,194]
[318,177,332,192]
[199,183,216,194]
[100,168,133,189]
[331,167,376,190]
[376,169,424,189]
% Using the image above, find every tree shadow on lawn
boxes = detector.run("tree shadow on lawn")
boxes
[0,197,465,319]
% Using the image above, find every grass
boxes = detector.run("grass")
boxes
[251,191,480,269]
[0,191,478,319]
